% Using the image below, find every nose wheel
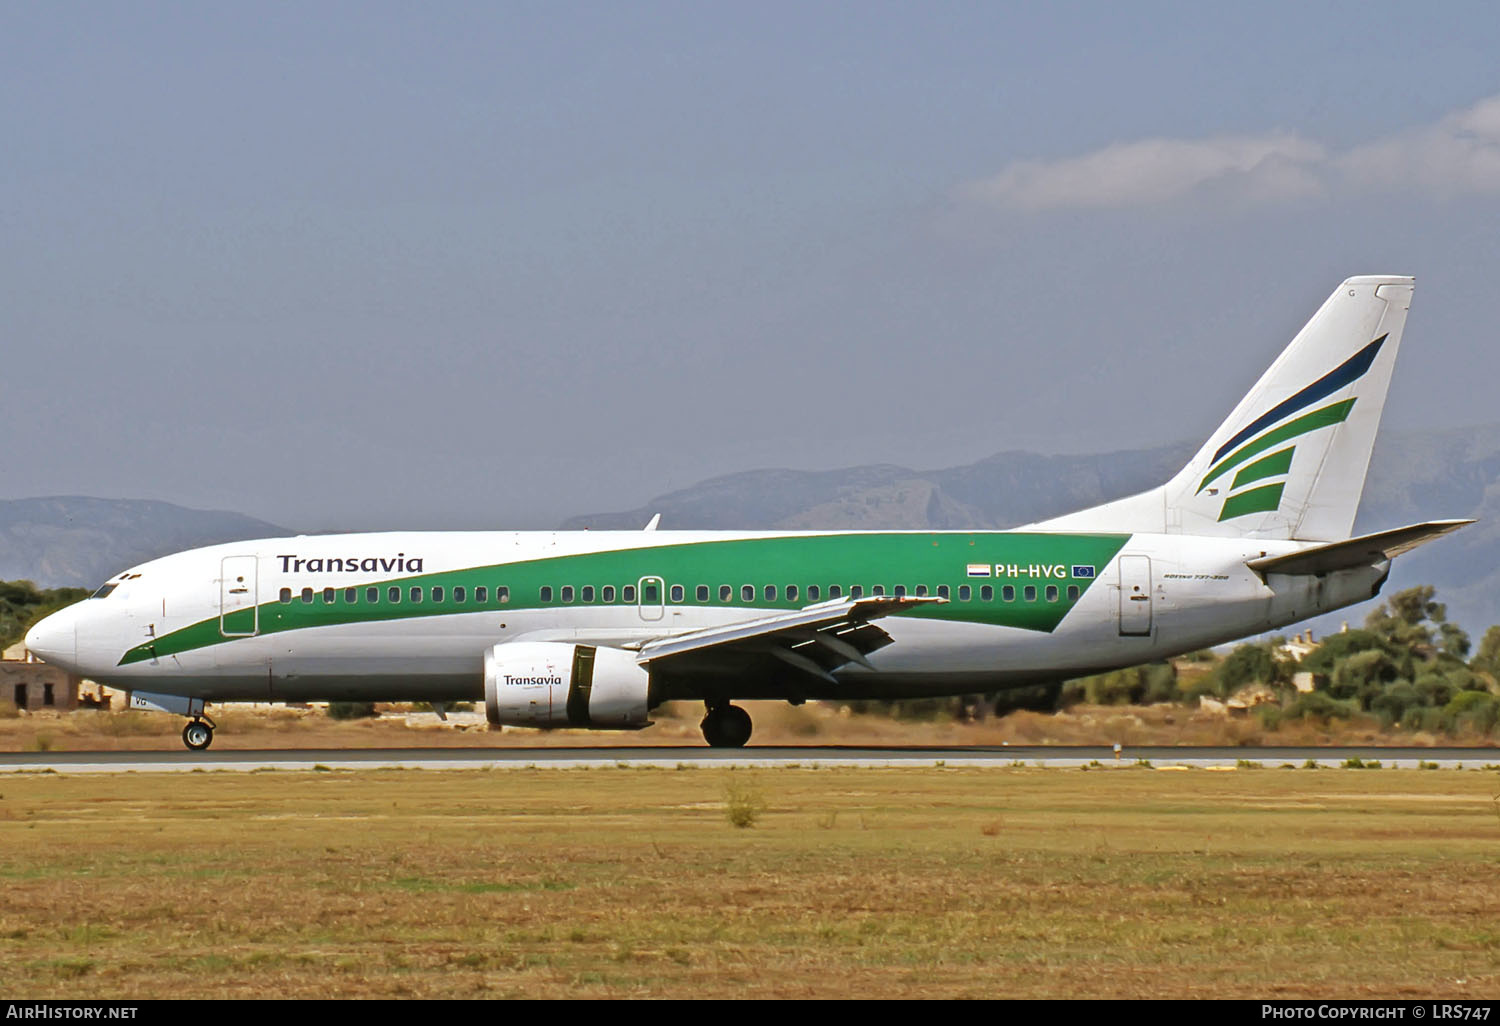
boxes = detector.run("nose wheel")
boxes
[701,703,752,748]
[181,717,215,751]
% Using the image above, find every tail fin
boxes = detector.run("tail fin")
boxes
[1031,275,1414,541]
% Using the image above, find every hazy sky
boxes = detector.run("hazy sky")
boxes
[5,2,1500,531]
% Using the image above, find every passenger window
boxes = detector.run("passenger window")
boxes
[958,585,971,601]
[280,588,292,604]
[872,586,885,597]
[453,586,466,603]
[344,587,357,604]
[1024,586,1037,602]
[894,585,906,598]
[980,585,993,602]
[915,585,928,597]
[1045,585,1059,602]
[322,587,335,604]
[388,586,401,603]
[1067,585,1080,601]
[433,586,445,603]
[808,585,820,601]
[850,585,863,599]
[1002,585,1015,602]
[623,585,636,602]
[602,585,615,602]
[829,584,842,598]
[786,585,798,602]
[742,585,754,602]
[539,586,552,602]
[642,582,658,603]
[935,585,948,599]
[696,585,709,602]
[670,584,684,602]
[582,586,595,602]
[720,585,732,602]
[410,587,423,603]
[476,586,488,603]
[367,587,379,603]
[561,586,575,603]
[764,585,777,601]
[498,586,509,603]
[301,587,314,603]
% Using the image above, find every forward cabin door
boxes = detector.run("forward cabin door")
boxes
[1117,555,1153,637]
[219,555,260,637]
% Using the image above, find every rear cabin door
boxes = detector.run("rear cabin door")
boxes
[1117,555,1153,637]
[220,555,260,637]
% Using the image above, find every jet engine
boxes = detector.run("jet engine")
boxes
[484,642,652,728]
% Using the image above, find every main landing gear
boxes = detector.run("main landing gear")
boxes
[181,715,216,751]
[701,702,752,748]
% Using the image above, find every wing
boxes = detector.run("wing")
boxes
[634,595,945,685]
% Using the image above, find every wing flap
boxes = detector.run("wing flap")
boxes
[1245,519,1474,576]
[636,594,944,677]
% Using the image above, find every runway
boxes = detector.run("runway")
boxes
[3,744,1497,773]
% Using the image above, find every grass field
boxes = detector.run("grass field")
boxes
[2,765,1499,998]
[6,697,1491,751]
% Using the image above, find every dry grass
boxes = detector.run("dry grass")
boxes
[2,698,1487,752]
[1,766,1498,998]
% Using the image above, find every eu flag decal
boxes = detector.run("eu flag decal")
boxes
[1071,565,1096,579]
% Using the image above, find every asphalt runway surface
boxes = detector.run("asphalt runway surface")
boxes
[3,744,1498,773]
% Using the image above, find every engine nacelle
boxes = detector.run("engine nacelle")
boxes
[484,642,651,729]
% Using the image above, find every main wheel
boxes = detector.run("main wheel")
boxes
[701,704,753,748]
[182,720,214,751]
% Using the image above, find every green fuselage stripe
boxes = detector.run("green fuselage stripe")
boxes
[119,532,1133,665]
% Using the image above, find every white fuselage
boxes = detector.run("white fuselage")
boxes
[26,528,1387,705]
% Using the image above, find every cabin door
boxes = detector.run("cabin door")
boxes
[219,556,260,637]
[1117,555,1153,637]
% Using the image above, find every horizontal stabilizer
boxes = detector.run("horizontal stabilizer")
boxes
[1245,520,1474,576]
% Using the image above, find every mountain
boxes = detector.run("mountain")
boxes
[9,422,1498,635]
[566,424,1500,634]
[0,497,288,590]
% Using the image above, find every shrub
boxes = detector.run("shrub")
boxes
[1371,678,1418,714]
[1300,629,1389,676]
[1284,691,1357,723]
[723,777,764,828]
[327,702,378,721]
[1442,691,1499,736]
[1328,650,1399,701]
[1254,704,1283,731]
[1414,672,1456,709]
[1141,663,1178,704]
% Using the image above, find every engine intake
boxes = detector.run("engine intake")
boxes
[484,642,651,729]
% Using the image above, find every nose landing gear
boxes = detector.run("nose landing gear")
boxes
[181,716,216,751]
[701,702,752,748]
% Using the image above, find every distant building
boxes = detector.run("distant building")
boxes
[1,656,81,712]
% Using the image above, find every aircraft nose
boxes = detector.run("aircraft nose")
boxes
[25,610,77,667]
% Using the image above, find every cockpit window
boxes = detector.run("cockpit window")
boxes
[91,583,118,599]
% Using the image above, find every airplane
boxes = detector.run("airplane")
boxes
[24,275,1471,751]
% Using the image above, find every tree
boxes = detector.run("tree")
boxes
[1470,625,1500,676]
[1365,585,1469,658]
